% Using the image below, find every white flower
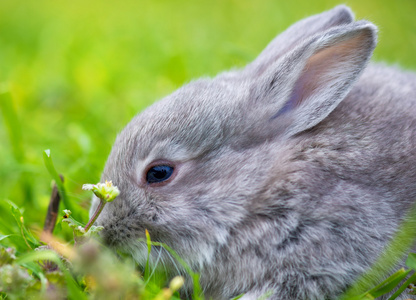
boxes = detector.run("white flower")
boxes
[83,181,120,202]
[82,184,95,191]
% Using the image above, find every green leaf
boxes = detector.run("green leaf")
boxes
[0,234,30,251]
[388,271,416,300]
[340,202,416,299]
[0,235,11,242]
[62,210,85,228]
[406,253,416,270]
[54,221,63,234]
[9,203,40,249]
[367,268,410,298]
[61,210,87,238]
[42,149,76,217]
[0,199,20,234]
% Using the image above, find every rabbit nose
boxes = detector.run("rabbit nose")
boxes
[98,218,134,247]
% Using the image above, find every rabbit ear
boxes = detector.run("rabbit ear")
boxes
[245,5,354,76]
[250,21,377,137]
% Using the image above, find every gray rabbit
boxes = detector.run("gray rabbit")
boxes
[90,5,416,300]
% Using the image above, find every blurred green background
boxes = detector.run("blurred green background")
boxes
[0,0,415,234]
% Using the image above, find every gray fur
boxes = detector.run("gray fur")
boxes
[91,5,416,300]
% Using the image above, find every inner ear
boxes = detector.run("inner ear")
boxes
[286,32,371,111]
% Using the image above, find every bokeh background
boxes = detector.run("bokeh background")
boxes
[1,0,415,233]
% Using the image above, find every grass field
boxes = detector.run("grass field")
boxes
[1,0,416,298]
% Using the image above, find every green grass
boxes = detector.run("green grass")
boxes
[0,0,416,299]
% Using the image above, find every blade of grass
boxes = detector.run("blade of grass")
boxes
[43,149,76,217]
[0,234,29,250]
[0,86,23,162]
[20,261,48,294]
[146,240,203,300]
[366,268,410,298]
[0,234,11,242]
[0,87,33,204]
[257,290,274,300]
[388,271,416,300]
[406,253,416,270]
[362,268,408,296]
[340,202,416,299]
[8,201,40,249]
[144,229,151,282]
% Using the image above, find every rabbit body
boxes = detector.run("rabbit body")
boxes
[92,6,416,300]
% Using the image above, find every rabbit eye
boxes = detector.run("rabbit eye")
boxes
[146,165,174,184]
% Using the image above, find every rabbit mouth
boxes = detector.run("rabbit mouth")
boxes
[121,236,217,277]
[98,210,218,273]
[99,222,138,248]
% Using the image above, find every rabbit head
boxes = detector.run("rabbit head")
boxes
[89,5,404,299]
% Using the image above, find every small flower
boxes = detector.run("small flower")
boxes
[83,181,120,202]
[63,209,72,218]
[82,184,94,191]
[77,226,86,234]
